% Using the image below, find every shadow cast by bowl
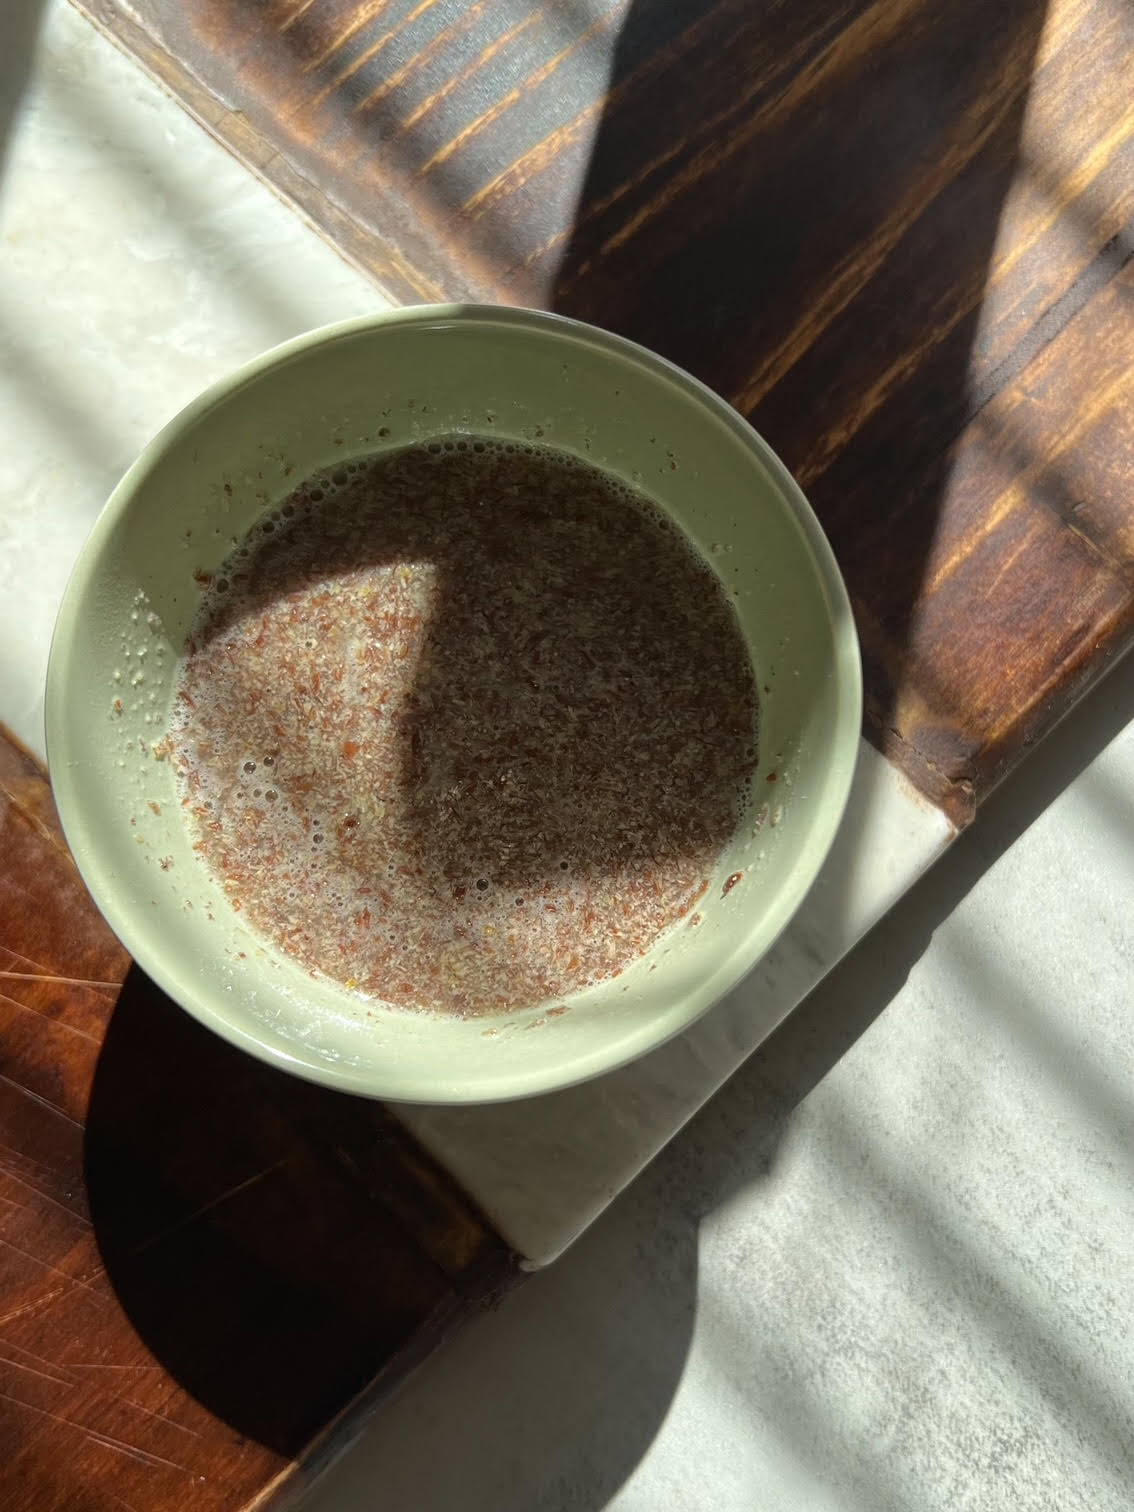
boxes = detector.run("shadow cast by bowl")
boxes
[82,964,491,1455]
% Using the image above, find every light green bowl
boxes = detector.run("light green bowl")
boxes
[46,305,860,1104]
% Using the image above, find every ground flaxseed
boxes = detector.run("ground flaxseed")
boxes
[171,437,758,1017]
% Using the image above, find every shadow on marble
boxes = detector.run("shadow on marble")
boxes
[1077,761,1134,860]
[39,62,334,343]
[0,0,45,184]
[0,292,133,475]
[83,963,465,1456]
[303,654,1133,1512]
[937,928,1133,1144]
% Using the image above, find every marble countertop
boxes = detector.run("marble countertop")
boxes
[4,12,1132,1507]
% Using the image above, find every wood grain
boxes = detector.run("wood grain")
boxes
[0,726,517,1512]
[73,0,1134,822]
[8,6,1133,1499]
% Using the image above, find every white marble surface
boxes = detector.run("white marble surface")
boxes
[304,648,1134,1512]
[0,0,958,1274]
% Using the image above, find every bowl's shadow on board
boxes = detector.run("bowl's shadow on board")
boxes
[82,964,510,1456]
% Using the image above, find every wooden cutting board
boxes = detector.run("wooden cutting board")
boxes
[0,726,517,1512]
[75,0,1134,825]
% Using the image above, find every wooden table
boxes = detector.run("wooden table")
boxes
[3,0,1132,1505]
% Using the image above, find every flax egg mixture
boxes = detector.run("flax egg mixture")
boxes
[170,437,759,1017]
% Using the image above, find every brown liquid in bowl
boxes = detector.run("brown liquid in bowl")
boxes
[171,438,758,1016]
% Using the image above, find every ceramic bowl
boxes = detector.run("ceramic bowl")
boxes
[46,305,860,1103]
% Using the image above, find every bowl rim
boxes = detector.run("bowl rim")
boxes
[45,302,863,1103]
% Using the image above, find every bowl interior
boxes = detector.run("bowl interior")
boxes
[46,306,860,1103]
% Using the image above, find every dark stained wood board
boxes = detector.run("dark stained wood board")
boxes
[73,0,1134,824]
[0,725,518,1512]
